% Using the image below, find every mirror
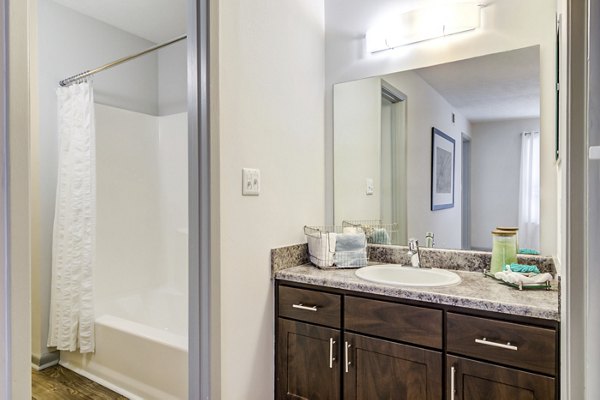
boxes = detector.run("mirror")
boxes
[334,46,541,252]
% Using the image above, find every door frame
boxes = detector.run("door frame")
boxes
[188,0,213,397]
[461,134,471,250]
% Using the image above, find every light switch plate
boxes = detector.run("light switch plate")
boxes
[242,168,260,196]
[366,178,374,195]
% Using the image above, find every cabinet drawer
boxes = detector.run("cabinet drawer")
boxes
[447,313,556,375]
[278,286,341,328]
[345,296,443,349]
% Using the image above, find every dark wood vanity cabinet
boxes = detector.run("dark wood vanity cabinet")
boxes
[344,333,442,400]
[277,318,341,400]
[447,356,555,400]
[275,282,559,400]
[446,312,557,399]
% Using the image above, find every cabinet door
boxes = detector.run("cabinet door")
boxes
[277,318,341,400]
[344,332,442,400]
[447,355,555,400]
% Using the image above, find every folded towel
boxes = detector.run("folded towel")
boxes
[335,233,367,252]
[334,233,368,267]
[505,263,540,274]
[334,249,368,267]
[307,233,336,268]
[494,271,553,285]
[518,248,540,255]
[370,228,391,245]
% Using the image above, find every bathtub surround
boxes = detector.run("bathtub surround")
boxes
[47,81,96,353]
[63,104,189,398]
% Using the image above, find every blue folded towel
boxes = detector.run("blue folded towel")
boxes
[518,248,540,255]
[335,233,366,251]
[370,228,391,245]
[504,263,540,274]
[334,250,368,267]
[335,233,367,267]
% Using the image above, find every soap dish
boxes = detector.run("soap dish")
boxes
[483,270,552,291]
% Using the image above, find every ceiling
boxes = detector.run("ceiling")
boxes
[414,46,541,123]
[51,0,187,43]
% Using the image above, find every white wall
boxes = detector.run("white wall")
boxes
[5,0,31,396]
[216,0,325,397]
[0,0,8,392]
[587,0,600,396]
[470,118,540,250]
[324,0,557,255]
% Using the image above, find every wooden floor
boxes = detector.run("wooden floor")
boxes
[32,365,128,399]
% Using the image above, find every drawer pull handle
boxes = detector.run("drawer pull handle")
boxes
[292,303,318,312]
[475,337,518,351]
[450,366,456,400]
[344,342,352,373]
[329,338,336,368]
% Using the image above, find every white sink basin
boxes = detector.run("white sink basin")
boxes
[355,264,462,287]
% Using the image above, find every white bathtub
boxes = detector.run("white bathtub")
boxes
[60,287,188,400]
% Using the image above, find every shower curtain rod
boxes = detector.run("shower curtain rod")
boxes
[59,34,187,87]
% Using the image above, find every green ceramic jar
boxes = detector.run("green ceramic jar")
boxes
[490,229,518,274]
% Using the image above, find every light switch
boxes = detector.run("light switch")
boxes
[242,168,260,196]
[366,178,374,195]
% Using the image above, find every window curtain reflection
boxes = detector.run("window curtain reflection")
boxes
[518,131,540,250]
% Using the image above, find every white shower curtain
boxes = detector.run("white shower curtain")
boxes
[47,81,96,353]
[518,131,540,250]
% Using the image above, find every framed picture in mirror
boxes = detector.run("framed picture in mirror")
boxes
[431,127,455,210]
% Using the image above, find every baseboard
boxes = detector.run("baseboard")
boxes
[31,351,60,371]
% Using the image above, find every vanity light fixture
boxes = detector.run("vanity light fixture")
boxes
[365,2,482,53]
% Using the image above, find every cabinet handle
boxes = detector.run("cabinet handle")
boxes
[344,341,352,373]
[292,303,318,312]
[450,366,456,400]
[329,338,336,369]
[475,337,518,351]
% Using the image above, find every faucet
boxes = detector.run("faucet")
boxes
[407,238,428,268]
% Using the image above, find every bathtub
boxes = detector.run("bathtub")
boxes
[60,287,188,400]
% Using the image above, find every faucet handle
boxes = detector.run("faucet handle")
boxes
[408,238,419,252]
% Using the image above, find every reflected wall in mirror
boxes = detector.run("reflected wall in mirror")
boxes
[334,46,540,252]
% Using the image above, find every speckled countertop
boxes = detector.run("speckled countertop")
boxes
[274,265,560,321]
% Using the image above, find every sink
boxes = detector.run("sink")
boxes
[355,264,462,287]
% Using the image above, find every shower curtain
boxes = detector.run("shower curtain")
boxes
[518,131,540,250]
[47,81,96,353]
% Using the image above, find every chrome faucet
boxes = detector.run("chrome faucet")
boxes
[407,238,428,268]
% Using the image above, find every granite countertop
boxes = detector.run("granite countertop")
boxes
[274,264,560,321]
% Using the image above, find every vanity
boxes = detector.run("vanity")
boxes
[273,248,559,399]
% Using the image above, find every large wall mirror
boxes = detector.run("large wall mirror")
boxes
[334,46,541,252]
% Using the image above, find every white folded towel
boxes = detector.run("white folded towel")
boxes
[494,271,553,285]
[307,233,336,268]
